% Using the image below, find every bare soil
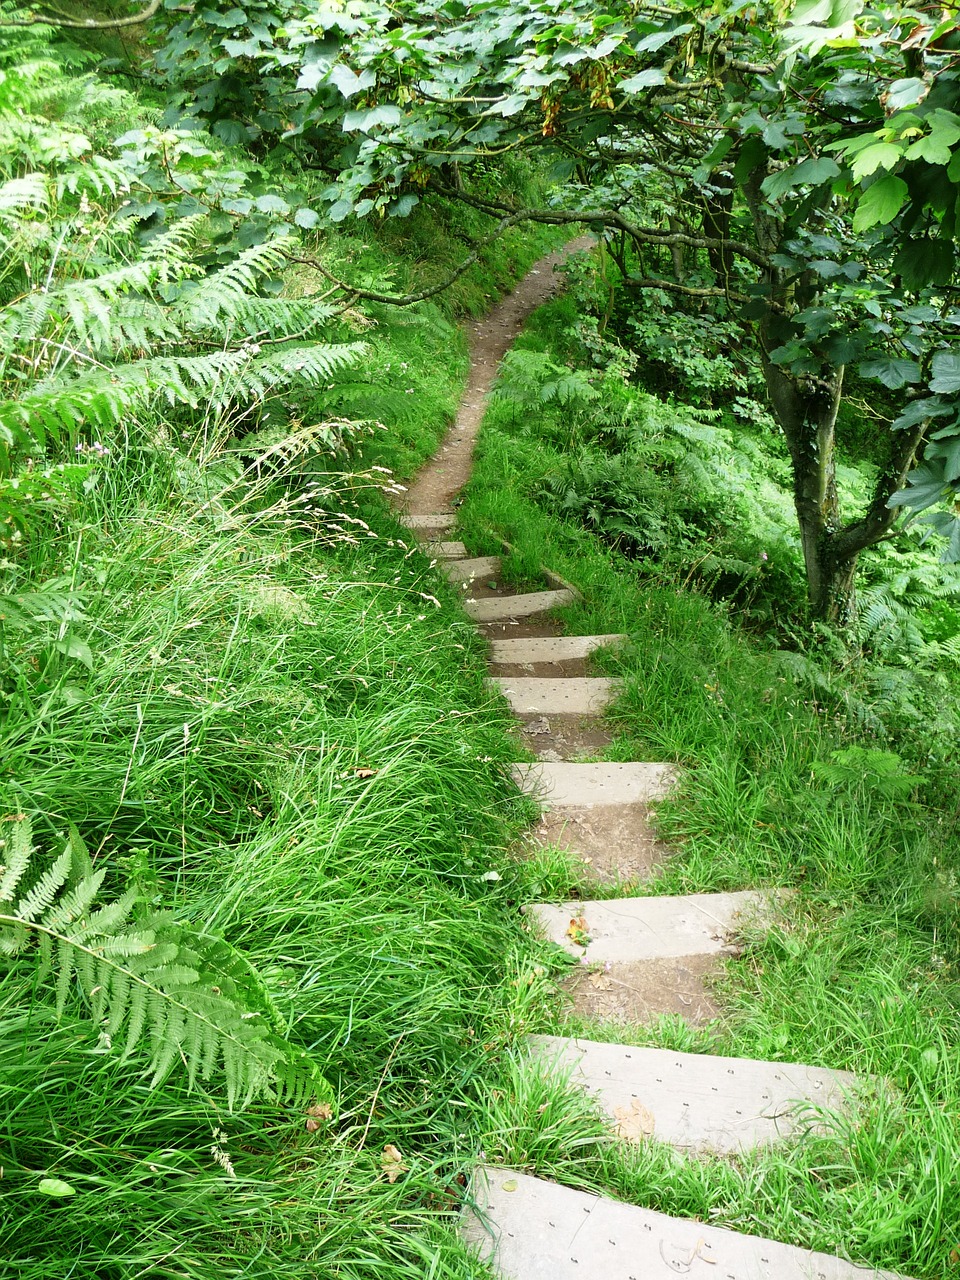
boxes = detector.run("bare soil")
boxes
[562,956,723,1026]
[400,236,595,517]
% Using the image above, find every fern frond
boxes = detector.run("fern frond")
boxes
[0,816,331,1110]
[173,237,293,332]
[0,815,32,906]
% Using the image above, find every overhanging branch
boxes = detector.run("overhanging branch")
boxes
[1,0,160,27]
[284,211,525,306]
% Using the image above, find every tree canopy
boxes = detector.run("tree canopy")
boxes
[157,0,960,620]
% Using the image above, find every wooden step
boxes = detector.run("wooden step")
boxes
[444,555,502,584]
[464,589,576,622]
[489,634,626,664]
[490,676,621,715]
[462,1167,910,1280]
[400,512,456,531]
[525,890,773,962]
[527,1035,861,1154]
[513,761,675,806]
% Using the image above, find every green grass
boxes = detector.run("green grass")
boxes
[0,196,559,1275]
[456,286,960,1280]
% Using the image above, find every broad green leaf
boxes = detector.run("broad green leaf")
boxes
[38,1178,76,1198]
[342,105,401,132]
[620,68,666,92]
[930,351,960,393]
[761,157,839,200]
[891,397,952,431]
[893,238,957,289]
[329,65,377,99]
[852,174,908,231]
[850,142,903,181]
[858,358,921,390]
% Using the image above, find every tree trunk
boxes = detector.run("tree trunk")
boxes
[759,350,925,624]
[758,353,859,622]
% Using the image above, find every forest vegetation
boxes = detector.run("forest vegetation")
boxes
[1,1,959,1277]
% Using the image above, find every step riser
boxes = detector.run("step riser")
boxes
[423,540,467,558]
[401,513,456,531]
[490,677,620,715]
[462,1168,910,1280]
[465,589,576,622]
[528,1035,861,1154]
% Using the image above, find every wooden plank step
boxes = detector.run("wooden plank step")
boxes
[489,634,626,664]
[527,1035,861,1154]
[464,589,576,622]
[513,761,675,806]
[400,512,456,531]
[489,676,621,715]
[525,891,772,962]
[443,555,502,583]
[462,1167,910,1280]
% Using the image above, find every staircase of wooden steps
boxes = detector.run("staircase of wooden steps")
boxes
[400,511,910,1280]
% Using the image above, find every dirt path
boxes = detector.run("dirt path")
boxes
[398,249,900,1279]
[400,236,595,517]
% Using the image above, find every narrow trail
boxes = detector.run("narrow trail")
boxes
[400,251,908,1280]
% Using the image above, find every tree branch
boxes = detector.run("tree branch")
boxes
[1,0,160,27]
[430,183,774,271]
[623,275,750,303]
[284,211,525,307]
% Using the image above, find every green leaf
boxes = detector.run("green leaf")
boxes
[342,105,401,132]
[891,397,952,431]
[852,174,908,231]
[850,142,903,181]
[294,207,320,229]
[254,194,290,215]
[620,68,666,92]
[930,351,960,393]
[858,358,921,390]
[38,1178,76,1198]
[893,238,957,289]
[761,156,839,200]
[329,65,377,99]
[52,635,93,669]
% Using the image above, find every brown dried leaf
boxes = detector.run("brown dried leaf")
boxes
[613,1099,655,1142]
[588,970,613,991]
[306,1101,334,1120]
[381,1143,408,1183]
[565,915,590,946]
[355,768,377,779]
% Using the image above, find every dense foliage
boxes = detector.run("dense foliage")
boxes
[168,0,960,620]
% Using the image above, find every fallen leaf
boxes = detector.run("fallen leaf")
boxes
[304,1100,334,1130]
[381,1143,408,1183]
[588,970,613,990]
[355,768,377,779]
[613,1099,655,1142]
[38,1177,76,1198]
[501,1178,518,1192]
[565,915,591,946]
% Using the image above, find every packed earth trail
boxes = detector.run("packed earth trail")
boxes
[399,246,910,1280]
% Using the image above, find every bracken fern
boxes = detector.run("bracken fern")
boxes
[0,814,329,1109]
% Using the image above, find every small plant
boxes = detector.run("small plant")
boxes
[0,814,328,1108]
